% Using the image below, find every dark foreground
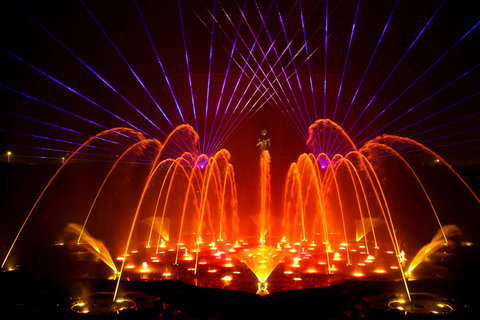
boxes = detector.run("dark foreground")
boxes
[1,266,480,320]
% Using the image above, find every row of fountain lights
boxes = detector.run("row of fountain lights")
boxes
[108,239,456,316]
[113,236,405,284]
[2,237,455,315]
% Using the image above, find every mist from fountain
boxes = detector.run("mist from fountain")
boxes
[407,225,463,275]
[65,223,117,273]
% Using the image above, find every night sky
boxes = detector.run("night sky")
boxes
[0,1,479,245]
[0,0,479,165]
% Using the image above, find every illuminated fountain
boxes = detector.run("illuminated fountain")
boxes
[64,223,117,273]
[407,225,463,277]
[235,246,287,295]
[2,120,479,313]
[67,292,159,316]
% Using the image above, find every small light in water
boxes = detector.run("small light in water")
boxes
[221,275,232,281]
[353,272,364,277]
[374,269,386,273]
[284,270,293,274]
[207,269,217,273]
[292,257,301,268]
[140,262,150,273]
[293,277,302,281]
[307,269,316,273]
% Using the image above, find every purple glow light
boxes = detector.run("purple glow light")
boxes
[275,0,311,138]
[250,0,309,145]
[80,1,181,132]
[0,50,168,145]
[322,0,328,155]
[134,0,186,125]
[205,1,246,156]
[210,91,278,155]
[276,0,311,129]
[204,0,304,154]
[202,0,216,153]
[10,1,191,158]
[328,0,400,157]
[326,0,360,154]
[334,17,480,156]
[338,0,447,152]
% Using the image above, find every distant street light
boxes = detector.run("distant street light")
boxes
[7,151,11,163]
